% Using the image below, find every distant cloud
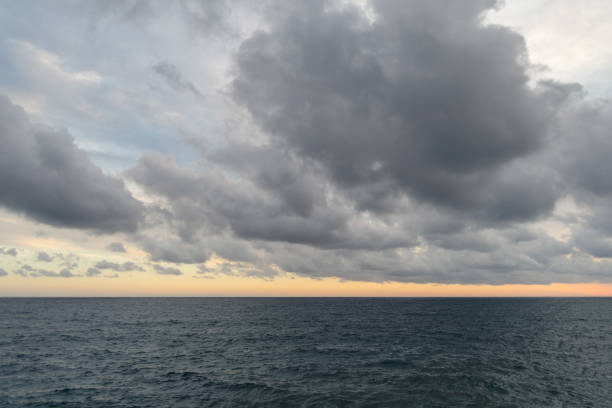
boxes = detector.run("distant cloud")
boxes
[0,247,17,256]
[105,242,127,253]
[153,264,182,275]
[31,268,79,278]
[14,263,80,278]
[14,265,33,277]
[37,251,53,262]
[0,268,7,277]
[94,260,143,272]
[86,267,101,277]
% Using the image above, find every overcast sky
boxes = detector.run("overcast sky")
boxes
[1,0,612,292]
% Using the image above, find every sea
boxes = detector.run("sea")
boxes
[0,298,611,407]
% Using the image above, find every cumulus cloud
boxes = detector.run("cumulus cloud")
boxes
[0,268,7,277]
[85,260,142,277]
[86,267,102,277]
[37,251,53,262]
[127,152,417,252]
[15,264,80,278]
[120,0,612,284]
[153,264,182,275]
[0,247,17,256]
[14,265,33,277]
[231,0,566,222]
[94,260,143,272]
[0,94,143,232]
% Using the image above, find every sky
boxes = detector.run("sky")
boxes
[1,0,612,296]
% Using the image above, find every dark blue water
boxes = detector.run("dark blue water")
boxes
[1,298,611,407]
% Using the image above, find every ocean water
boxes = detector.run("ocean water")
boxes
[0,298,611,407]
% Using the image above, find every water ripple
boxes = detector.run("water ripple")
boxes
[1,298,611,407]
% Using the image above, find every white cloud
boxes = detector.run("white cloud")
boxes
[7,39,102,85]
[486,0,612,97]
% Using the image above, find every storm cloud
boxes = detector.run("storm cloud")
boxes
[231,0,565,222]
[0,94,143,232]
[115,0,612,284]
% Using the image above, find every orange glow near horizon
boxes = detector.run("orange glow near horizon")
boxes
[2,214,612,297]
[1,273,611,297]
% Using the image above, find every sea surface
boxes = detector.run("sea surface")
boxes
[0,298,611,407]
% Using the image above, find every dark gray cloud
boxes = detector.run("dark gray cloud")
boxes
[559,99,612,194]
[121,0,612,284]
[152,60,202,96]
[243,228,574,285]
[127,153,418,253]
[37,251,53,262]
[0,94,143,232]
[231,0,564,222]
[0,268,7,277]
[139,236,211,264]
[105,242,127,253]
[0,247,17,256]
[153,264,182,275]
[571,226,612,259]
[127,149,587,283]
